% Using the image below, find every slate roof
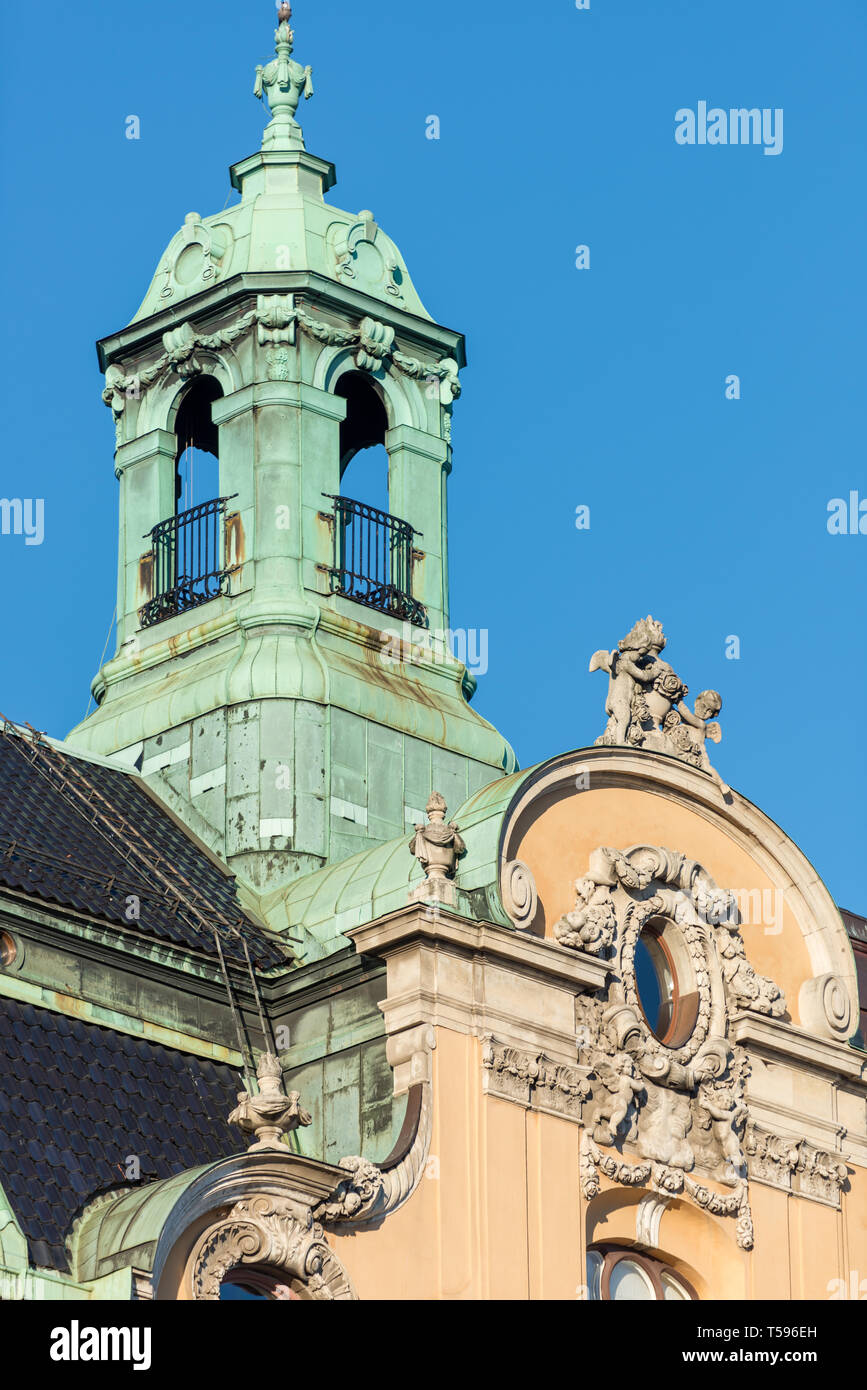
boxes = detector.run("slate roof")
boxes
[842,909,867,948]
[0,728,285,969]
[0,998,243,1272]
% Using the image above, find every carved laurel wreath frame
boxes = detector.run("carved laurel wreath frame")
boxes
[617,890,715,1066]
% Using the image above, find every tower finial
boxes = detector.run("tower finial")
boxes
[253,1,314,152]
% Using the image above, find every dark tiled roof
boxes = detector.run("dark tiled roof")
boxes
[842,909,867,947]
[0,998,243,1272]
[0,729,285,968]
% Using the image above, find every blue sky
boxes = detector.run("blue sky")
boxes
[0,0,864,909]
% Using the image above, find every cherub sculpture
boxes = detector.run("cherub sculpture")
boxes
[589,615,667,745]
[590,1050,646,1145]
[590,616,730,796]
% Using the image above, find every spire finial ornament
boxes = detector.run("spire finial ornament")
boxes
[408,792,466,906]
[229,1051,313,1152]
[253,1,314,151]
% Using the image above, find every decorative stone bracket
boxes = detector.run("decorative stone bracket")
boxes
[315,1079,434,1229]
[745,1123,848,1207]
[482,1036,589,1122]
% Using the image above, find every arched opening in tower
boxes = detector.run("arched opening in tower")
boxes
[174,375,224,513]
[335,372,390,516]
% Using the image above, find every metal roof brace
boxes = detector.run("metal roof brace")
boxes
[0,714,261,1090]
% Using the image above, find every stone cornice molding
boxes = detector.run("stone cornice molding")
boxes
[731,1013,866,1084]
[349,904,608,1062]
[744,1122,848,1207]
[102,292,461,441]
[482,1035,590,1122]
[97,271,466,372]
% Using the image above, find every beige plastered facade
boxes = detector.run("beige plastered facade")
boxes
[318,751,867,1301]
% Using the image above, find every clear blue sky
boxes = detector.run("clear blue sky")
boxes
[1,0,864,909]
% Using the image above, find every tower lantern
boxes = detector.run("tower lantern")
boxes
[69,5,515,890]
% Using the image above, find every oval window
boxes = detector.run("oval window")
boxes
[634,919,699,1047]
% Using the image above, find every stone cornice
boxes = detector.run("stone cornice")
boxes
[349,905,607,1062]
[97,271,466,371]
[731,1012,867,1084]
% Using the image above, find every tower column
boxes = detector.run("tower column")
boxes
[386,425,450,633]
[115,429,177,644]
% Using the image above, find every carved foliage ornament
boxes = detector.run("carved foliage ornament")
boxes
[191,1196,355,1301]
[744,1123,848,1207]
[580,1134,754,1251]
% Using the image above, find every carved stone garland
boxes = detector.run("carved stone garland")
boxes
[103,295,460,441]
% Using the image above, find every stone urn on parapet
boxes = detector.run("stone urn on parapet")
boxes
[408,793,466,908]
[229,1052,312,1152]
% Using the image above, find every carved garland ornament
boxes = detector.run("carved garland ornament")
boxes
[103,296,461,440]
[580,1133,755,1251]
[191,1196,356,1300]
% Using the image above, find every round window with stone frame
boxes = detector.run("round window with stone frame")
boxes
[620,899,712,1063]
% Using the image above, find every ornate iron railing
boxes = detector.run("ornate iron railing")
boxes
[139,495,236,629]
[324,494,428,628]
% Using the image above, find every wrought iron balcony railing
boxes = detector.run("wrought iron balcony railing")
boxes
[324,494,428,628]
[139,495,236,629]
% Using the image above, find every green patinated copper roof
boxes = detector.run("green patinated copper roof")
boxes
[260,764,534,960]
[70,1166,216,1284]
[128,11,432,328]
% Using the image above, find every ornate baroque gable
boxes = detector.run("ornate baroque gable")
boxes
[483,843,847,1249]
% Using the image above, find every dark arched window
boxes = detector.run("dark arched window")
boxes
[174,375,223,512]
[335,372,389,515]
[219,1266,304,1300]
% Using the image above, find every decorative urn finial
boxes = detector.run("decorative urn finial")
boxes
[229,1052,312,1152]
[408,792,466,906]
[253,1,314,151]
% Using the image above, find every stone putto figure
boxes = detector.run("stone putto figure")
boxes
[590,616,730,795]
